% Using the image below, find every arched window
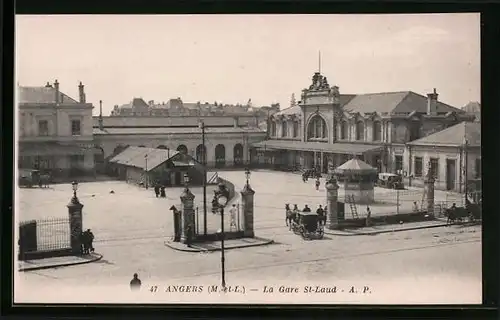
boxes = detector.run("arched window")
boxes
[196,144,206,163]
[271,122,276,136]
[356,121,364,141]
[176,144,188,154]
[233,144,244,166]
[341,121,348,140]
[373,121,382,141]
[282,121,288,137]
[215,144,226,168]
[293,121,299,137]
[307,115,327,141]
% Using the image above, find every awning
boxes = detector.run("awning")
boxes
[251,140,382,155]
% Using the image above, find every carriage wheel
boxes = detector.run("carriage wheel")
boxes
[317,228,324,239]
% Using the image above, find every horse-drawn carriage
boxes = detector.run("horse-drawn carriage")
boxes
[18,169,51,188]
[444,201,482,224]
[290,212,324,240]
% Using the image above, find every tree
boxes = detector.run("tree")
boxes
[290,93,296,107]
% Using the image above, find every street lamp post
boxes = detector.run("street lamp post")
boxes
[199,121,208,236]
[464,138,469,204]
[216,192,228,289]
[144,154,149,190]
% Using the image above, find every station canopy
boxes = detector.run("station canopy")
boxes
[252,140,382,155]
[109,146,196,172]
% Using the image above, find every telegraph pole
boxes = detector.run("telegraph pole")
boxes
[199,121,208,236]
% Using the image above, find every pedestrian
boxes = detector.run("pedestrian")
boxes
[212,190,219,214]
[315,178,320,191]
[229,204,237,231]
[316,205,325,226]
[412,201,419,212]
[365,206,372,227]
[154,183,160,198]
[303,204,311,213]
[160,186,166,198]
[86,229,95,253]
[79,231,88,254]
[130,273,142,291]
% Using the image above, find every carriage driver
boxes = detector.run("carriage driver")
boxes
[316,205,325,226]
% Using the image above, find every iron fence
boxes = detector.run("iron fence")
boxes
[194,203,243,236]
[25,217,71,252]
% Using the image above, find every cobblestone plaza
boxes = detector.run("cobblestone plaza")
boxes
[16,170,481,304]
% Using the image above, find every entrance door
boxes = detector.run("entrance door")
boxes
[322,153,329,173]
[446,159,456,191]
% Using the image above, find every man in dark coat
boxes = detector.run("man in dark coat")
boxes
[130,273,142,291]
[303,205,311,213]
[154,183,160,198]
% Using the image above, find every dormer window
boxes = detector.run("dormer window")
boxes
[356,121,364,141]
[373,121,382,141]
[281,121,288,137]
[293,121,299,137]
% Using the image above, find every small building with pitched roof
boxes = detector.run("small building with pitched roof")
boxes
[108,146,210,187]
[405,121,481,193]
[252,71,474,174]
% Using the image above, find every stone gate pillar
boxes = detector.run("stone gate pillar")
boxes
[424,168,435,216]
[180,188,195,244]
[67,197,84,255]
[326,178,340,230]
[325,160,340,229]
[241,183,255,238]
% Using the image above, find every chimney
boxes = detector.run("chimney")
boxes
[427,88,438,115]
[45,82,52,88]
[54,80,60,104]
[98,100,104,130]
[78,81,86,103]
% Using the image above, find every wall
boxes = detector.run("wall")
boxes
[20,104,93,142]
[94,115,259,128]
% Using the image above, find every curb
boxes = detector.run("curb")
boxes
[164,238,275,253]
[19,253,103,272]
[325,223,452,236]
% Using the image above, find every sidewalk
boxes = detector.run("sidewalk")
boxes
[325,220,452,236]
[18,253,103,271]
[165,237,274,253]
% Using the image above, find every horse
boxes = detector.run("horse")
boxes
[444,207,469,225]
[465,202,481,222]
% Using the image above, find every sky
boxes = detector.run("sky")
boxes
[15,14,480,115]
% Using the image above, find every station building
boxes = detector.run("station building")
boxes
[252,71,475,174]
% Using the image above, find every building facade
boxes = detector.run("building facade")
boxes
[110,97,279,122]
[93,113,267,169]
[405,121,481,193]
[253,71,474,173]
[17,81,97,178]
